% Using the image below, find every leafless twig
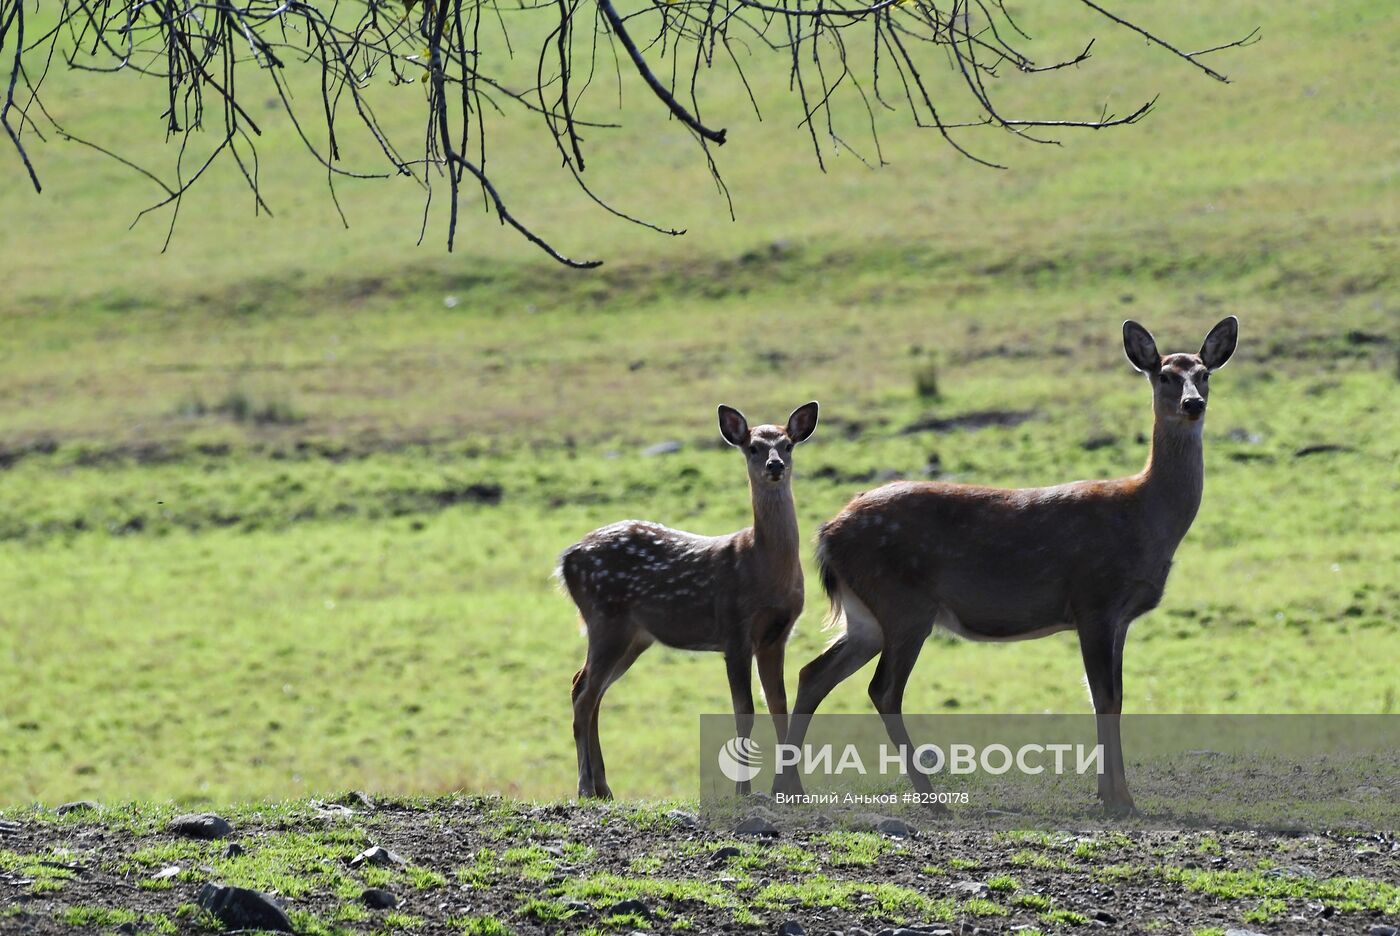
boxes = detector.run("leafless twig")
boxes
[0,0,1255,266]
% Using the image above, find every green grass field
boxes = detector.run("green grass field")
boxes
[1,0,1397,807]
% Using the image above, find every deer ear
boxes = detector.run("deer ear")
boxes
[1200,315,1238,371]
[786,401,819,444]
[717,405,750,447]
[1122,320,1160,373]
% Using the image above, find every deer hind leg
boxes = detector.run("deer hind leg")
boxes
[586,637,649,800]
[572,621,636,800]
[867,613,937,801]
[775,591,883,794]
[1076,616,1135,816]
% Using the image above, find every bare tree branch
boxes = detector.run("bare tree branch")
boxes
[0,0,1255,267]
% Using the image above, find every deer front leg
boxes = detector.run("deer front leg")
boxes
[1077,620,1135,816]
[724,643,756,796]
[755,640,789,745]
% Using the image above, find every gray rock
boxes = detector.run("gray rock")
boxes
[845,929,873,936]
[350,846,406,868]
[734,815,779,837]
[563,900,592,916]
[606,898,652,919]
[1367,927,1398,936]
[1224,930,1270,936]
[641,441,683,456]
[197,883,292,932]
[151,865,182,881]
[0,820,22,835]
[667,810,699,829]
[710,845,743,865]
[778,922,806,936]
[56,801,100,815]
[1090,909,1115,924]
[169,813,232,840]
[1263,864,1315,878]
[949,880,988,896]
[223,842,245,858]
[343,790,375,810]
[361,888,398,910]
[875,817,913,838]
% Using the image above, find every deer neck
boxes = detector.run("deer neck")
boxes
[749,480,800,574]
[1138,417,1205,547]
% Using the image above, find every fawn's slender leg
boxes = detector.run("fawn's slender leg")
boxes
[755,640,789,744]
[725,640,756,795]
[573,624,633,799]
[587,639,649,799]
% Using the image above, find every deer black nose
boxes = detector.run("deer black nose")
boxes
[766,461,785,476]
[1182,398,1206,416]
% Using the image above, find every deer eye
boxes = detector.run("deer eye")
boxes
[748,444,759,454]
[1158,372,1170,384]
[784,442,793,452]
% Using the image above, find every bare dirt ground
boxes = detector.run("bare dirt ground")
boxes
[1,797,1396,935]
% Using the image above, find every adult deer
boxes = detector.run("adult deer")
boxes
[775,318,1237,814]
[559,402,820,799]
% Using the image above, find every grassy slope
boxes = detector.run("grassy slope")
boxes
[0,0,1397,805]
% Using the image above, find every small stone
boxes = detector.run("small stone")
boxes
[343,790,375,810]
[1264,863,1316,878]
[641,440,683,457]
[606,898,652,919]
[151,865,182,881]
[1090,909,1116,924]
[361,888,398,910]
[734,815,778,837]
[1224,930,1269,936]
[55,801,100,816]
[710,845,743,865]
[169,813,232,840]
[846,929,873,936]
[875,817,913,838]
[223,842,245,858]
[563,900,592,916]
[198,883,292,933]
[949,881,988,896]
[778,922,806,936]
[114,923,137,935]
[667,810,699,829]
[350,846,406,868]
[1368,927,1398,936]
[0,820,22,835]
